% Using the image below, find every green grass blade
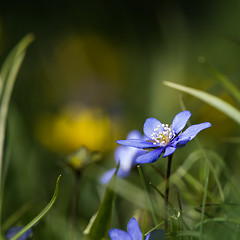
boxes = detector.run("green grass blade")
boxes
[0,34,34,193]
[83,169,117,240]
[10,175,62,240]
[0,34,34,99]
[163,81,240,124]
[0,35,34,234]
[199,58,240,104]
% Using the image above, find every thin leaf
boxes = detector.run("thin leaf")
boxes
[0,34,34,99]
[10,175,62,240]
[163,81,240,124]
[0,34,34,230]
[83,168,117,240]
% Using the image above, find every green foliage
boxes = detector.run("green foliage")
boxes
[0,34,34,239]
[0,33,34,182]
[83,169,117,240]
[163,81,240,124]
[0,6,240,238]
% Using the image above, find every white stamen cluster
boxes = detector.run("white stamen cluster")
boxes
[151,124,175,146]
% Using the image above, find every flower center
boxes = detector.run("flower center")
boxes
[151,124,175,146]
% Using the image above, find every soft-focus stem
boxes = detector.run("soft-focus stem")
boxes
[164,154,173,232]
[71,171,82,239]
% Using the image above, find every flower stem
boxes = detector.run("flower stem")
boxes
[137,165,157,226]
[71,171,82,239]
[164,154,173,232]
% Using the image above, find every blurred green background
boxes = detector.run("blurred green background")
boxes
[0,0,240,239]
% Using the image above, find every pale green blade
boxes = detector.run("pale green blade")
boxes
[163,81,240,124]
[83,168,117,240]
[0,34,34,232]
[0,34,34,98]
[10,175,62,240]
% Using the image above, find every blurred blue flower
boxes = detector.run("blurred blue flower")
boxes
[117,111,211,164]
[100,130,145,184]
[6,226,32,240]
[109,217,164,240]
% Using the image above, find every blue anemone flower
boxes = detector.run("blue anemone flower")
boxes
[100,130,145,184]
[117,111,211,164]
[109,217,164,240]
[6,226,33,240]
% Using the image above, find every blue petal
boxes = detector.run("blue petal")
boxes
[145,229,165,240]
[100,168,116,184]
[172,136,191,148]
[117,140,156,149]
[171,111,191,135]
[109,228,132,240]
[136,148,164,164]
[6,226,33,240]
[162,146,176,158]
[143,118,163,139]
[115,146,140,171]
[127,130,142,139]
[177,122,211,141]
[127,218,143,240]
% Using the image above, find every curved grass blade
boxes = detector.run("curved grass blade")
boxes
[0,34,34,232]
[199,58,240,104]
[163,81,240,124]
[0,34,34,100]
[9,175,61,240]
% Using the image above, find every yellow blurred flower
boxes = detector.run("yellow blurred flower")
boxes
[35,106,119,154]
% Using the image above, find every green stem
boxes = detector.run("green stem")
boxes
[71,171,82,239]
[137,165,157,226]
[165,154,173,232]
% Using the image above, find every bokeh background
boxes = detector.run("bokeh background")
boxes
[0,0,240,239]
